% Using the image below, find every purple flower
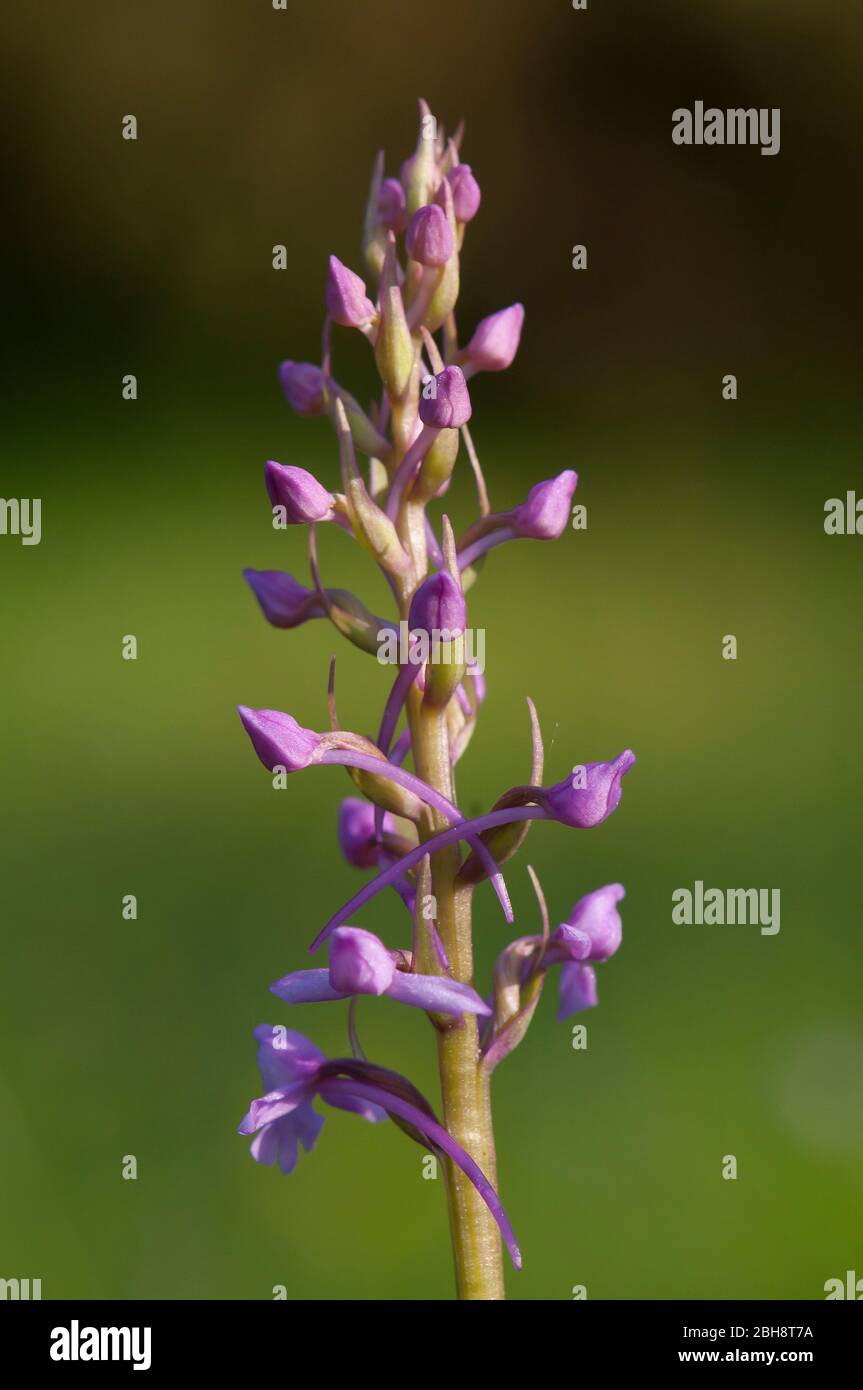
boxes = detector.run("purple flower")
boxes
[461,303,524,374]
[456,470,578,568]
[326,255,376,329]
[238,705,512,917]
[239,1025,521,1269]
[546,883,625,1019]
[240,1025,379,1175]
[338,797,391,869]
[554,883,625,963]
[406,204,454,267]
[540,752,636,828]
[264,462,335,524]
[408,569,466,637]
[243,569,325,629]
[238,706,322,771]
[448,164,481,223]
[378,177,408,233]
[271,925,491,1016]
[311,757,635,950]
[278,361,327,416]
[511,470,578,539]
[419,366,472,429]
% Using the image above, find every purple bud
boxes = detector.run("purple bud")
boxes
[408,570,466,636]
[406,204,454,268]
[555,884,625,963]
[463,303,525,373]
[418,366,472,429]
[278,361,327,416]
[238,706,322,772]
[558,962,598,1020]
[512,470,578,539]
[543,752,636,828]
[338,797,391,869]
[378,177,408,233]
[329,927,395,996]
[264,462,335,524]
[325,255,376,329]
[448,164,481,222]
[243,569,324,629]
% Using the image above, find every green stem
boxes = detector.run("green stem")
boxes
[407,692,505,1300]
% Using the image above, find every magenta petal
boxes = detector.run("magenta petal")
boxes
[386,971,491,1016]
[270,968,346,1005]
[329,927,395,995]
[280,1105,325,1172]
[253,1024,327,1091]
[239,1086,306,1134]
[557,962,598,1020]
[323,1089,387,1124]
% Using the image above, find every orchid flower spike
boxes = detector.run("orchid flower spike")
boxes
[237,101,632,1294]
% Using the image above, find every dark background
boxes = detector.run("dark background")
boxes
[1,0,861,1299]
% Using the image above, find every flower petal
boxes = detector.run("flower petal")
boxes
[270,968,346,1005]
[386,971,491,1016]
[557,962,598,1020]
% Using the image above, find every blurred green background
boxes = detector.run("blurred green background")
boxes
[2,0,861,1300]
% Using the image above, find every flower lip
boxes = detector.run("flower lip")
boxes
[406,203,454,268]
[558,962,598,1020]
[238,706,322,772]
[543,751,636,828]
[418,366,472,430]
[264,462,335,523]
[278,361,327,416]
[329,926,396,996]
[512,470,578,539]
